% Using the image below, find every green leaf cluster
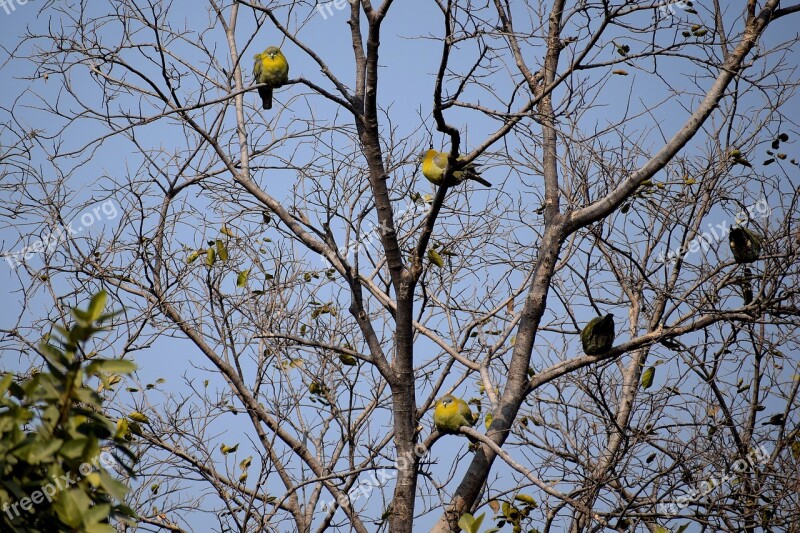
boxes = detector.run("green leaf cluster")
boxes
[0,292,138,532]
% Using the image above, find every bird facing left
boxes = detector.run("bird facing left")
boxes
[420,149,492,187]
[433,394,477,441]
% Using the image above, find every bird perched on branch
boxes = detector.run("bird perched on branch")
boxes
[433,395,477,441]
[729,226,762,264]
[252,46,289,110]
[421,149,492,187]
[581,313,615,355]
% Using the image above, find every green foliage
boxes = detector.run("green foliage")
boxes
[458,512,500,533]
[477,496,539,533]
[0,291,138,532]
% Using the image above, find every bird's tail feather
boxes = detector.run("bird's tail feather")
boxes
[258,86,273,110]
[458,164,491,187]
[470,175,492,187]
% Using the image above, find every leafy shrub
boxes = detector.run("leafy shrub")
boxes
[0,292,138,532]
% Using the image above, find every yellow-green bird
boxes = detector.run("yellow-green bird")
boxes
[420,149,492,187]
[729,226,762,264]
[433,395,477,441]
[580,313,615,355]
[252,46,289,110]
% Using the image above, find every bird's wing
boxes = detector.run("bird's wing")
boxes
[580,319,596,343]
[457,400,474,425]
[253,55,263,79]
[457,156,477,169]
[432,152,449,170]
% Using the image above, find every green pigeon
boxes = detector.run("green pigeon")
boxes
[581,313,615,355]
[729,227,762,264]
[252,46,289,110]
[420,149,492,187]
[434,395,478,442]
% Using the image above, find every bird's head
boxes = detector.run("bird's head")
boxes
[419,149,435,164]
[600,313,615,330]
[265,46,281,59]
[438,395,455,408]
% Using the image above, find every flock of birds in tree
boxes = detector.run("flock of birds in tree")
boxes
[252,46,765,442]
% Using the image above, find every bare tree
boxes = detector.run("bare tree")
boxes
[2,0,799,532]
